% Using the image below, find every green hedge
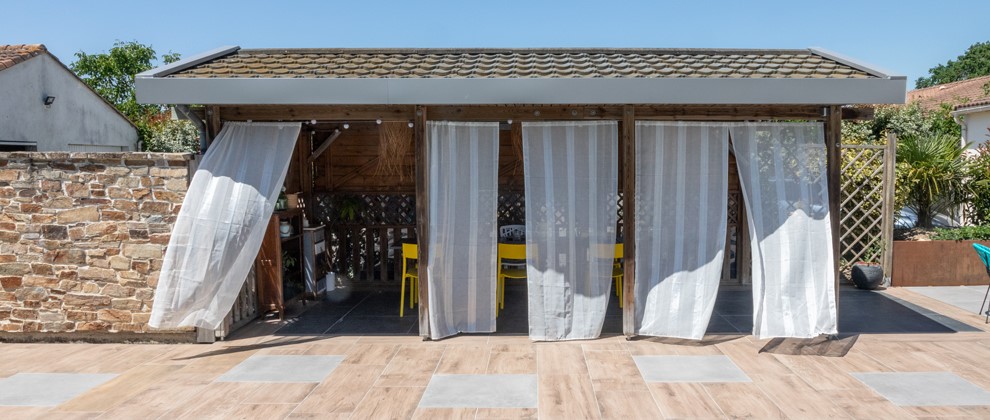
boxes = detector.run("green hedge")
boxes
[931,225,990,241]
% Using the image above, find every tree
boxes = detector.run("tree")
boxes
[915,41,990,88]
[70,41,197,152]
[897,133,970,228]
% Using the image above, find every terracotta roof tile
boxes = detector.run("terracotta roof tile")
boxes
[0,44,46,72]
[906,75,990,111]
[166,48,876,80]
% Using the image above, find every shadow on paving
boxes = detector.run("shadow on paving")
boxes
[273,284,977,337]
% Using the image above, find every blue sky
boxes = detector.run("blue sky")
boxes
[4,0,988,89]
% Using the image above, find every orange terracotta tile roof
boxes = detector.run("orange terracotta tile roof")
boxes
[0,44,46,71]
[906,75,990,111]
[167,48,876,80]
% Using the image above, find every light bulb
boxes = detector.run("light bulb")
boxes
[408,122,414,128]
[343,123,350,129]
[310,119,317,124]
[376,119,382,125]
[507,119,512,125]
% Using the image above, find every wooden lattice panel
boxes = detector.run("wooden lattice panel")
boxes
[839,145,891,272]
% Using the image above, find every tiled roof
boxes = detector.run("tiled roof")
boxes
[0,44,46,72]
[166,48,876,80]
[907,75,990,111]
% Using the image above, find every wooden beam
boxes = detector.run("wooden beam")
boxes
[309,129,342,162]
[219,105,415,122]
[826,105,842,333]
[219,104,828,123]
[841,106,875,121]
[621,106,637,338]
[414,105,431,339]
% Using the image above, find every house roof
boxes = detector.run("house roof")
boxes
[0,44,46,72]
[907,75,990,112]
[164,48,876,80]
[0,43,138,132]
[136,46,907,105]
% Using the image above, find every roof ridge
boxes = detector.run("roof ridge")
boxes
[237,47,812,55]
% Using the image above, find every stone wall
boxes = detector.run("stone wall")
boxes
[0,152,193,337]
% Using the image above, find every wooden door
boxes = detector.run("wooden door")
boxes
[256,215,284,318]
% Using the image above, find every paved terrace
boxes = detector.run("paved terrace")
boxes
[1,287,989,419]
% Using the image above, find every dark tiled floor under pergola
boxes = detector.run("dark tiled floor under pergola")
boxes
[274,284,976,336]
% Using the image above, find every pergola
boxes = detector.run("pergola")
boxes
[137,47,905,339]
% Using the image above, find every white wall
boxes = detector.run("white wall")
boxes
[0,54,137,151]
[964,111,990,151]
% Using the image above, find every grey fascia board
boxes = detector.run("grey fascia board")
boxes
[136,46,240,78]
[136,77,907,106]
[808,47,905,80]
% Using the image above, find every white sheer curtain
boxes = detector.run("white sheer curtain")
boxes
[729,123,837,338]
[426,121,500,339]
[634,122,729,339]
[150,122,300,329]
[522,121,618,341]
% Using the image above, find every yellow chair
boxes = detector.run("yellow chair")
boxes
[400,243,418,317]
[497,243,527,315]
[612,244,624,308]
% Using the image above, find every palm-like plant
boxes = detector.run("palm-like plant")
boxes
[897,133,970,228]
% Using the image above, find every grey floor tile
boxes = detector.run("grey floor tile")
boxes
[419,374,538,408]
[852,372,990,406]
[906,286,987,314]
[216,355,344,383]
[0,373,117,406]
[633,355,750,383]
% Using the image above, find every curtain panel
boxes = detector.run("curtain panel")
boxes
[522,121,619,341]
[634,122,729,339]
[729,123,837,338]
[150,122,301,329]
[426,121,500,339]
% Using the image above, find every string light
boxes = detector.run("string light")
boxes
[376,119,382,125]
[507,119,512,125]
[408,122,414,128]
[342,123,350,129]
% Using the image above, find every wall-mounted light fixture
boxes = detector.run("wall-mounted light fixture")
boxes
[44,96,56,108]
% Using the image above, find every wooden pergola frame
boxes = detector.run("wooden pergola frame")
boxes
[205,102,853,340]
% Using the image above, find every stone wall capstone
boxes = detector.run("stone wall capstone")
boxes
[0,152,192,336]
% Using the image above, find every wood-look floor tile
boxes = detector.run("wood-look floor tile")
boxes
[595,390,661,419]
[649,383,724,418]
[487,351,536,374]
[536,345,588,376]
[773,354,866,390]
[705,383,786,419]
[538,374,599,420]
[292,364,385,416]
[343,344,400,365]
[349,386,425,420]
[750,374,850,418]
[411,407,477,419]
[242,382,316,404]
[821,389,912,419]
[222,403,296,419]
[56,364,183,412]
[583,350,646,391]
[436,345,490,374]
[375,345,444,387]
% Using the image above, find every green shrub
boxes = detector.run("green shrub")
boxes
[931,225,990,240]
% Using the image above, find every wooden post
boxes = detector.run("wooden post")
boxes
[300,130,314,219]
[206,105,222,150]
[621,106,637,337]
[414,105,431,339]
[880,133,897,286]
[826,105,842,327]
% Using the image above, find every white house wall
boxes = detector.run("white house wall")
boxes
[963,111,990,151]
[0,54,137,151]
